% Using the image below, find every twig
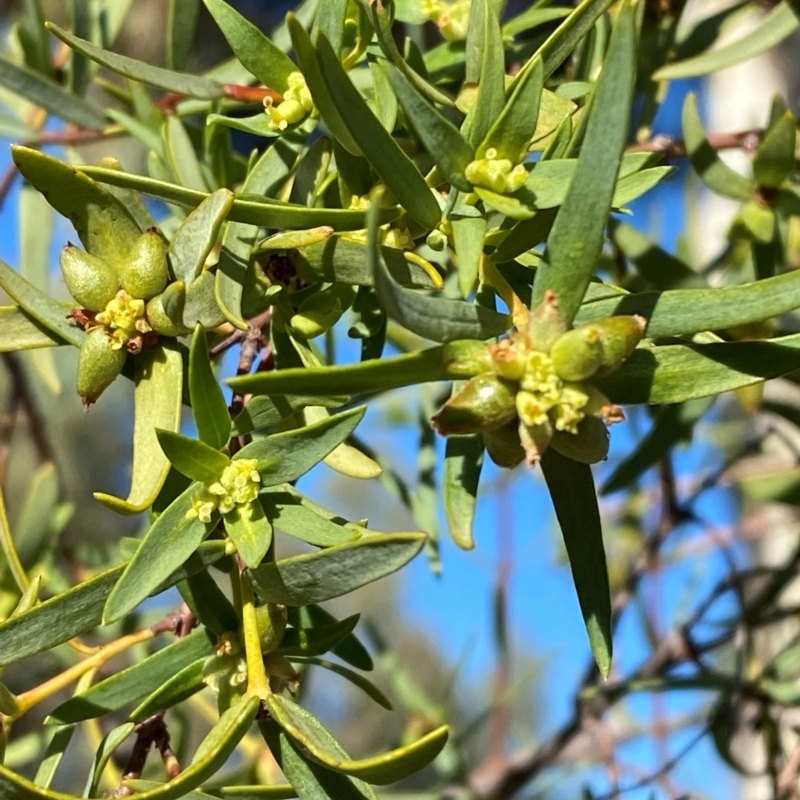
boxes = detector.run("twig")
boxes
[627,128,764,160]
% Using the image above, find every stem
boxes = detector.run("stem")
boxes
[13,627,155,718]
[240,573,270,699]
[0,484,29,593]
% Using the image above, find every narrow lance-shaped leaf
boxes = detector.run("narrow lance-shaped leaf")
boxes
[574,266,800,339]
[76,165,401,230]
[165,115,208,193]
[540,448,612,677]
[369,201,509,342]
[0,56,107,129]
[444,435,484,550]
[315,34,442,229]
[596,333,800,406]
[249,533,426,605]
[11,146,141,267]
[189,325,231,450]
[169,189,234,286]
[653,2,800,80]
[83,723,135,798]
[103,485,213,624]
[228,340,488,397]
[95,344,184,515]
[226,499,273,569]
[753,110,797,189]
[156,430,231,483]
[266,694,448,784]
[288,657,390,709]
[0,542,225,667]
[168,0,200,70]
[531,1,636,324]
[682,93,754,201]
[0,297,72,351]
[46,22,226,98]
[203,0,296,89]
[384,62,474,193]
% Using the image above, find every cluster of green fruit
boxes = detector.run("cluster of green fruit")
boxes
[60,231,187,407]
[432,292,646,466]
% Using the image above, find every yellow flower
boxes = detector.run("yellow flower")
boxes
[94,290,150,349]
[186,459,261,522]
[265,72,315,131]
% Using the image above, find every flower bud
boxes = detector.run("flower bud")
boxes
[119,230,169,299]
[146,282,192,337]
[289,284,355,339]
[77,328,127,408]
[426,229,448,251]
[255,603,287,653]
[60,244,119,311]
[431,373,517,435]
[549,416,609,464]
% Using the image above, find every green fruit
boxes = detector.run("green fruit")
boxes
[482,420,525,468]
[77,328,127,407]
[146,283,192,336]
[432,373,517,435]
[550,327,604,381]
[591,315,647,375]
[119,230,169,299]
[60,244,120,311]
[549,416,609,464]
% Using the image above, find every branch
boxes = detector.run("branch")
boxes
[627,129,763,160]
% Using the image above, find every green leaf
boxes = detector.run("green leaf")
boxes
[278,615,358,657]
[289,604,373,671]
[531,1,636,324]
[204,0,296,90]
[384,63,474,193]
[76,165,400,230]
[83,723,135,797]
[515,0,614,83]
[34,724,75,789]
[0,305,66,351]
[216,786,297,799]
[443,435,484,550]
[189,325,232,450]
[46,22,226,98]
[493,209,557,263]
[11,145,141,268]
[168,0,200,70]
[682,93,754,201]
[226,499,273,569]
[48,629,213,725]
[165,115,207,192]
[232,395,346,437]
[465,0,505,148]
[262,718,377,800]
[288,14,362,155]
[236,407,367,483]
[103,485,213,624]
[179,569,239,637]
[0,56,106,129]
[262,489,360,547]
[0,542,225,667]
[249,533,426,605]
[95,344,184,514]
[596,332,800,405]
[266,694,448,784]
[479,56,543,161]
[574,266,800,339]
[156,430,231,483]
[294,657,390,709]
[369,204,509,342]
[753,111,797,188]
[654,2,800,80]
[451,211,487,298]
[314,35,441,230]
[228,340,486,396]
[294,237,439,288]
[540,448,611,677]
[130,660,206,722]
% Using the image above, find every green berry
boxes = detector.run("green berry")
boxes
[119,230,169,299]
[432,373,517,435]
[77,328,127,408]
[60,244,120,311]
[550,327,604,382]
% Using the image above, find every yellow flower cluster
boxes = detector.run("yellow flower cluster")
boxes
[187,459,261,523]
[266,72,315,131]
[94,290,151,350]
[465,149,529,195]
